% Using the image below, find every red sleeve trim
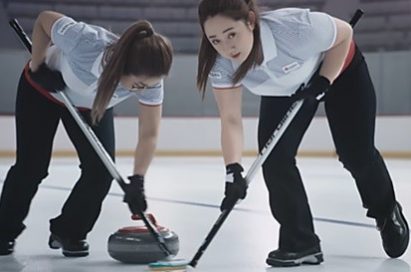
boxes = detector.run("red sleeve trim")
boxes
[138,101,162,107]
[213,85,243,90]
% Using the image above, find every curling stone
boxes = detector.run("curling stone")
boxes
[108,213,179,264]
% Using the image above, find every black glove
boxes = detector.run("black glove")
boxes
[291,75,330,101]
[123,174,147,213]
[220,163,248,211]
[29,63,66,92]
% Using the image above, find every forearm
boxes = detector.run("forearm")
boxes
[213,87,243,165]
[133,136,157,176]
[132,104,161,176]
[31,14,51,70]
[31,11,65,70]
[221,120,243,165]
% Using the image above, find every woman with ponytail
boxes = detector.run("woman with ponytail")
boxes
[0,10,173,257]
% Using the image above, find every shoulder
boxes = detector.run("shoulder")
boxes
[261,8,334,41]
[260,8,311,41]
[74,22,118,49]
[209,56,240,88]
[211,55,235,75]
[52,16,117,50]
[261,8,329,35]
[133,81,164,106]
[261,8,312,25]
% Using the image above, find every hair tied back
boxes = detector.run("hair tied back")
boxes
[137,28,154,39]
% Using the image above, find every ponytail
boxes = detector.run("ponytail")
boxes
[91,20,173,124]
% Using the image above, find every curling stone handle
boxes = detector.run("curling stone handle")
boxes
[131,213,157,226]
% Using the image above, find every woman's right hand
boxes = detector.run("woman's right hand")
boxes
[220,163,248,211]
[123,174,148,213]
[28,63,66,92]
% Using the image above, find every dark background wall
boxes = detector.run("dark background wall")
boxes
[1,0,410,117]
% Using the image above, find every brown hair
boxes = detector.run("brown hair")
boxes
[91,20,173,123]
[197,0,263,95]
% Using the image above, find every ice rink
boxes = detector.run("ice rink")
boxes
[0,156,410,272]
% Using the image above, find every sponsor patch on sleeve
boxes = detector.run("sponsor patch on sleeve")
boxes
[57,21,76,35]
[209,71,222,79]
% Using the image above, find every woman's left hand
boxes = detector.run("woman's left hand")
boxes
[123,174,148,213]
[292,75,330,100]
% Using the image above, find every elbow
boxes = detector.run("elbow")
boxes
[36,10,52,24]
[344,21,354,41]
[35,10,63,36]
[35,11,53,34]
[140,128,160,146]
[221,114,242,130]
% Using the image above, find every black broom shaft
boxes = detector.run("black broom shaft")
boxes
[9,19,32,53]
[350,9,364,28]
[189,9,364,268]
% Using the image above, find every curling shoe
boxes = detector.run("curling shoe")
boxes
[376,202,409,258]
[266,245,323,267]
[0,239,15,255]
[48,233,89,257]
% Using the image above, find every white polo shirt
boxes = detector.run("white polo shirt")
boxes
[209,8,337,96]
[44,16,163,109]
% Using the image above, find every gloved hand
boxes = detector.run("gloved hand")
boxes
[29,63,66,92]
[291,75,330,101]
[220,163,248,211]
[123,174,147,213]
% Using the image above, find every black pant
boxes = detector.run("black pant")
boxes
[257,48,396,252]
[0,73,115,241]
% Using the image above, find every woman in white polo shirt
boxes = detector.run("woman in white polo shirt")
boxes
[0,10,172,257]
[197,0,408,267]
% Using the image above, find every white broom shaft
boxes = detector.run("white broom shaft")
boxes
[245,100,303,183]
[58,92,125,185]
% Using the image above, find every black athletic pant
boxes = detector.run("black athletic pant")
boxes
[0,73,115,241]
[257,48,396,252]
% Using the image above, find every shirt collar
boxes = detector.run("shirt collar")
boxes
[260,19,278,66]
[91,52,104,77]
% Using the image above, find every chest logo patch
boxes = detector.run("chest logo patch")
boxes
[282,62,300,74]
